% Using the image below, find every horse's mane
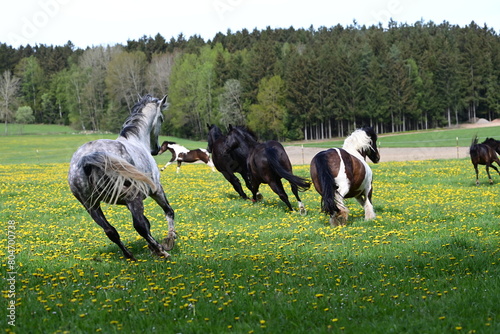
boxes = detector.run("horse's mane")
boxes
[343,128,373,154]
[120,95,158,139]
[232,125,258,144]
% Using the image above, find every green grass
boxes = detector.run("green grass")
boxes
[0,132,207,165]
[1,157,500,333]
[1,123,75,135]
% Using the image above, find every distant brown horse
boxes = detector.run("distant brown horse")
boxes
[470,136,500,185]
[158,141,215,173]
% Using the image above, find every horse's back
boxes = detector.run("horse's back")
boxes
[470,143,498,165]
[69,139,158,182]
[312,148,371,198]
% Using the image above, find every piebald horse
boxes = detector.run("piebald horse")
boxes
[470,135,500,185]
[158,141,215,173]
[310,127,380,226]
[68,95,176,260]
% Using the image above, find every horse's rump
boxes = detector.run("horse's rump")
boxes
[80,152,156,206]
[263,144,310,191]
[310,150,339,215]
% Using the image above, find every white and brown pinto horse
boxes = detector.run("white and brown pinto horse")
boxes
[310,127,380,226]
[158,141,215,173]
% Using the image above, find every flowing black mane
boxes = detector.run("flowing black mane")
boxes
[120,95,158,139]
[232,125,258,144]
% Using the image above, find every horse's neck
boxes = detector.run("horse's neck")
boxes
[118,128,151,150]
[344,147,366,161]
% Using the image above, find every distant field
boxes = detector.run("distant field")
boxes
[1,123,75,135]
[299,126,500,148]
[0,125,207,165]
[2,124,500,164]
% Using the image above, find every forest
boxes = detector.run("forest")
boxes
[1,20,499,140]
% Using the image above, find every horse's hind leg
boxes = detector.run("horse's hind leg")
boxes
[176,161,182,173]
[473,163,480,185]
[88,205,136,260]
[150,188,176,251]
[269,179,294,211]
[290,183,306,215]
[207,158,216,172]
[127,199,171,258]
[331,195,349,226]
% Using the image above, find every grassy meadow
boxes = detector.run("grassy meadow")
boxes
[1,126,500,333]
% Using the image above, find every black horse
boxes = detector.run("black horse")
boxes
[225,125,310,213]
[470,135,500,185]
[207,124,253,199]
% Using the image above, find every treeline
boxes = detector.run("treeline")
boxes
[1,20,499,140]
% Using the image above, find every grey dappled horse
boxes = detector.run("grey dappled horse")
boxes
[68,95,176,260]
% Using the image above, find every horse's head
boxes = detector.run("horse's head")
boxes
[148,95,168,156]
[226,125,258,150]
[120,95,167,155]
[226,125,242,150]
[158,141,176,155]
[362,127,380,163]
[344,127,380,163]
[484,137,500,155]
[207,124,224,153]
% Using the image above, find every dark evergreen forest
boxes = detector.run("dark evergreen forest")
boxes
[1,20,499,140]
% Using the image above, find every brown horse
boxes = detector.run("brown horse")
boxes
[225,125,310,214]
[310,127,380,226]
[158,141,215,173]
[470,136,500,185]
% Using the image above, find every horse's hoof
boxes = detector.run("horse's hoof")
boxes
[299,208,307,216]
[162,231,177,251]
[158,250,171,258]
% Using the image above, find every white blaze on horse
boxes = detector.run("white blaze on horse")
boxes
[68,95,177,260]
[310,127,380,226]
[158,141,215,173]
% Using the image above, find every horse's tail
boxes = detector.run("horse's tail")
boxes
[311,152,339,216]
[265,146,311,191]
[470,135,479,156]
[79,152,157,205]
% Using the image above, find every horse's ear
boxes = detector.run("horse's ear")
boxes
[160,95,168,109]
[228,124,233,130]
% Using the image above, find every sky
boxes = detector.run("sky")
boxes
[1,0,499,49]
